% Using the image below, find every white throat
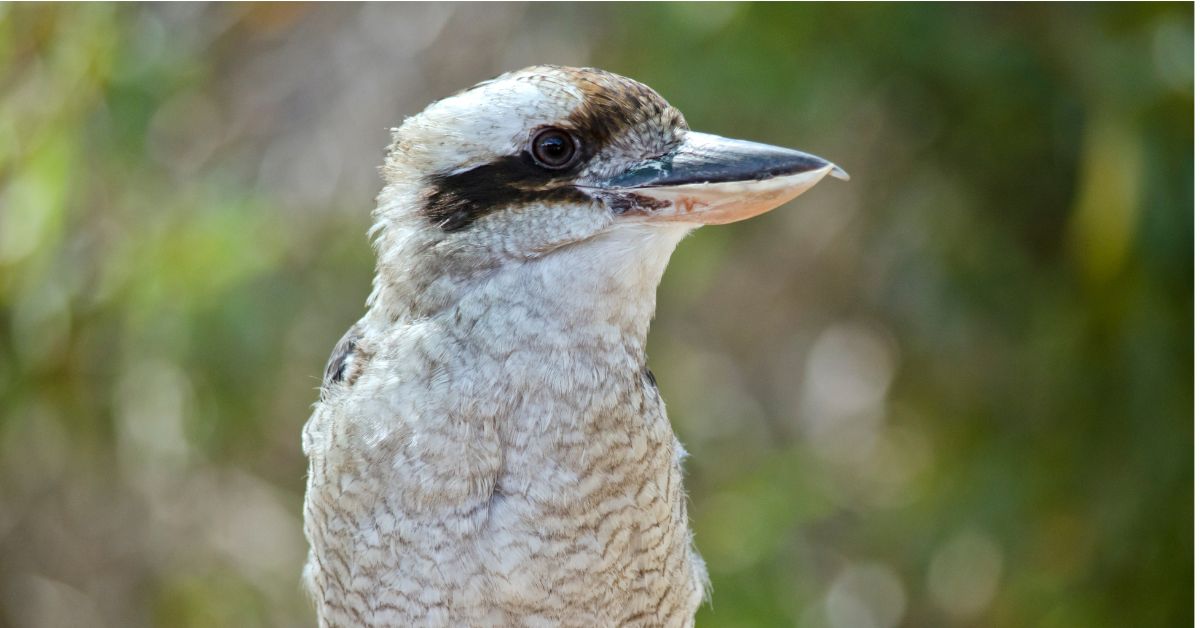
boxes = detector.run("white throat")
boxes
[367,205,692,357]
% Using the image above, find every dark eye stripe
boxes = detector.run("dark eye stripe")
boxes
[422,153,590,232]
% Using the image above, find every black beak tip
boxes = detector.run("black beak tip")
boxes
[599,133,850,189]
[779,149,849,182]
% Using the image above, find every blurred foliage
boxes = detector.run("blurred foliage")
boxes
[0,4,1191,628]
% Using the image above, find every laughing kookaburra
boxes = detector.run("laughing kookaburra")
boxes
[302,66,846,627]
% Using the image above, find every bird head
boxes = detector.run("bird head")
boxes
[369,66,846,321]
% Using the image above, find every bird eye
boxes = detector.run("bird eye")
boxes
[530,128,578,169]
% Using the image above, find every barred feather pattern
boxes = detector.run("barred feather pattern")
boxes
[303,219,707,627]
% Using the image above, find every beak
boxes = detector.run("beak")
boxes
[594,131,848,225]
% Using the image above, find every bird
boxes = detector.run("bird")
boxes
[302,65,846,627]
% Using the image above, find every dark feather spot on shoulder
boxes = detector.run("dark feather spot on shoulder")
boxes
[643,366,658,390]
[322,324,366,397]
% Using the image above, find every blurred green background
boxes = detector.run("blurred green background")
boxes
[0,3,1192,627]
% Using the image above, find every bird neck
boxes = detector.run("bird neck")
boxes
[346,221,694,549]
[367,221,691,359]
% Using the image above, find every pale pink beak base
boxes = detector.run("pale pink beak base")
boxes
[630,164,847,226]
